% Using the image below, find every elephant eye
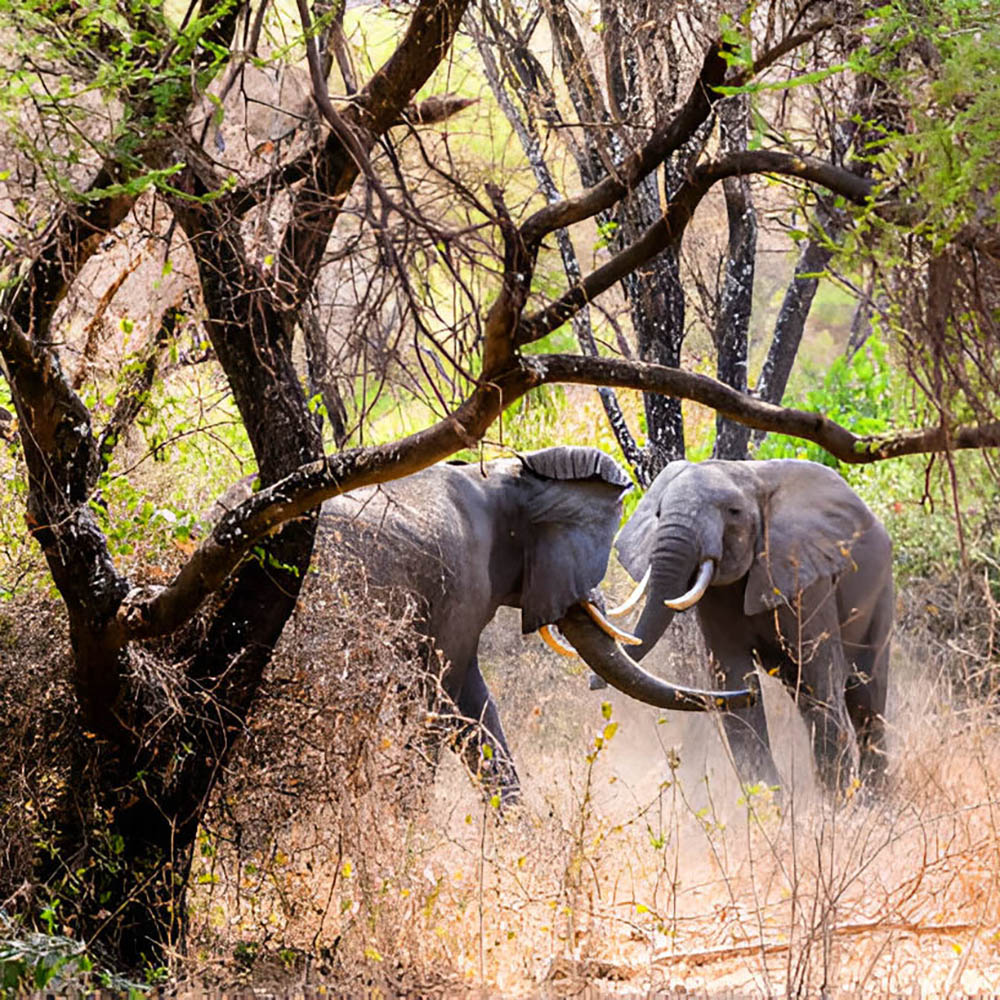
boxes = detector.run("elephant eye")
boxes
[728,506,742,517]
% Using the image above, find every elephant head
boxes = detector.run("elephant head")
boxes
[615,459,880,659]
[482,446,756,713]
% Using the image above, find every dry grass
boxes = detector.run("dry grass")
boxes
[2,515,998,996]
[179,572,1000,997]
[3,559,999,996]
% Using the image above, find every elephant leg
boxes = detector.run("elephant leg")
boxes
[777,592,858,794]
[845,585,893,785]
[698,603,782,791]
[716,655,782,792]
[455,658,521,805]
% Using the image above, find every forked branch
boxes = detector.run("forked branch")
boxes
[518,152,874,346]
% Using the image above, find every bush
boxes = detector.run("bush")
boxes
[183,557,450,992]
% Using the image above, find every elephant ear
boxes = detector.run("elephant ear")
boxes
[517,447,633,633]
[519,445,633,489]
[614,461,689,581]
[744,460,876,615]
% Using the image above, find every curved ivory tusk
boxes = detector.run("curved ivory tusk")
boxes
[583,600,643,646]
[664,559,715,611]
[539,624,578,658]
[606,566,651,617]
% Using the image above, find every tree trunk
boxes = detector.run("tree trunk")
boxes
[713,96,757,461]
[754,201,839,415]
[603,0,686,477]
[34,173,328,965]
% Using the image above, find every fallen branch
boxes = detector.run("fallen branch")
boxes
[653,921,980,968]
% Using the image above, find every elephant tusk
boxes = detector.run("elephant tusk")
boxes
[664,559,715,610]
[606,566,651,617]
[583,600,643,646]
[539,624,578,658]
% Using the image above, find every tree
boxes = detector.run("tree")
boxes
[471,0,879,476]
[1,0,998,972]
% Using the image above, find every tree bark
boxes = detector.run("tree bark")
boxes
[713,96,758,460]
[472,6,646,479]
[755,202,839,415]
[601,0,686,475]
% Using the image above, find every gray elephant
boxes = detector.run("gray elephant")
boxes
[608,458,893,793]
[316,446,755,804]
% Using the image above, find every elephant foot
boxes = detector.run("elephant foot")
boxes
[721,707,782,798]
[812,737,869,800]
[476,768,522,813]
[454,727,521,809]
[855,716,889,792]
[731,754,783,801]
[851,745,888,802]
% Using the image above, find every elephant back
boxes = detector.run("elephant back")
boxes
[315,467,486,639]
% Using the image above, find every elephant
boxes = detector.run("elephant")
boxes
[608,458,893,794]
[311,446,756,805]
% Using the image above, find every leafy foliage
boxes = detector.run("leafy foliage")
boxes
[838,0,1000,440]
[856,0,1000,247]
[0,916,151,997]
[755,334,900,468]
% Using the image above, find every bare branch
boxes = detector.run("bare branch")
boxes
[518,18,838,248]
[481,185,534,377]
[472,6,644,477]
[535,355,1000,461]
[91,304,182,488]
[117,367,534,640]
[277,0,471,307]
[519,39,732,245]
[73,251,148,388]
[117,348,999,641]
[518,152,873,346]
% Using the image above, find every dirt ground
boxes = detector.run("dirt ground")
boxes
[184,582,1000,997]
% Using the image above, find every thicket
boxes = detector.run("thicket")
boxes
[2,0,1000,991]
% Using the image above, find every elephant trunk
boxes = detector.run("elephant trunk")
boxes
[632,523,702,660]
[557,605,755,712]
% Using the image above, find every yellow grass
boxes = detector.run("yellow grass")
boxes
[186,590,1000,996]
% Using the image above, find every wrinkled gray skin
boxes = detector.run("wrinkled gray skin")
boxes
[614,459,893,793]
[311,447,754,805]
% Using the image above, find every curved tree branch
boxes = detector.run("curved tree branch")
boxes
[518,18,838,247]
[116,365,535,640]
[117,349,999,643]
[471,0,645,478]
[532,354,1000,461]
[519,40,732,245]
[277,0,471,308]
